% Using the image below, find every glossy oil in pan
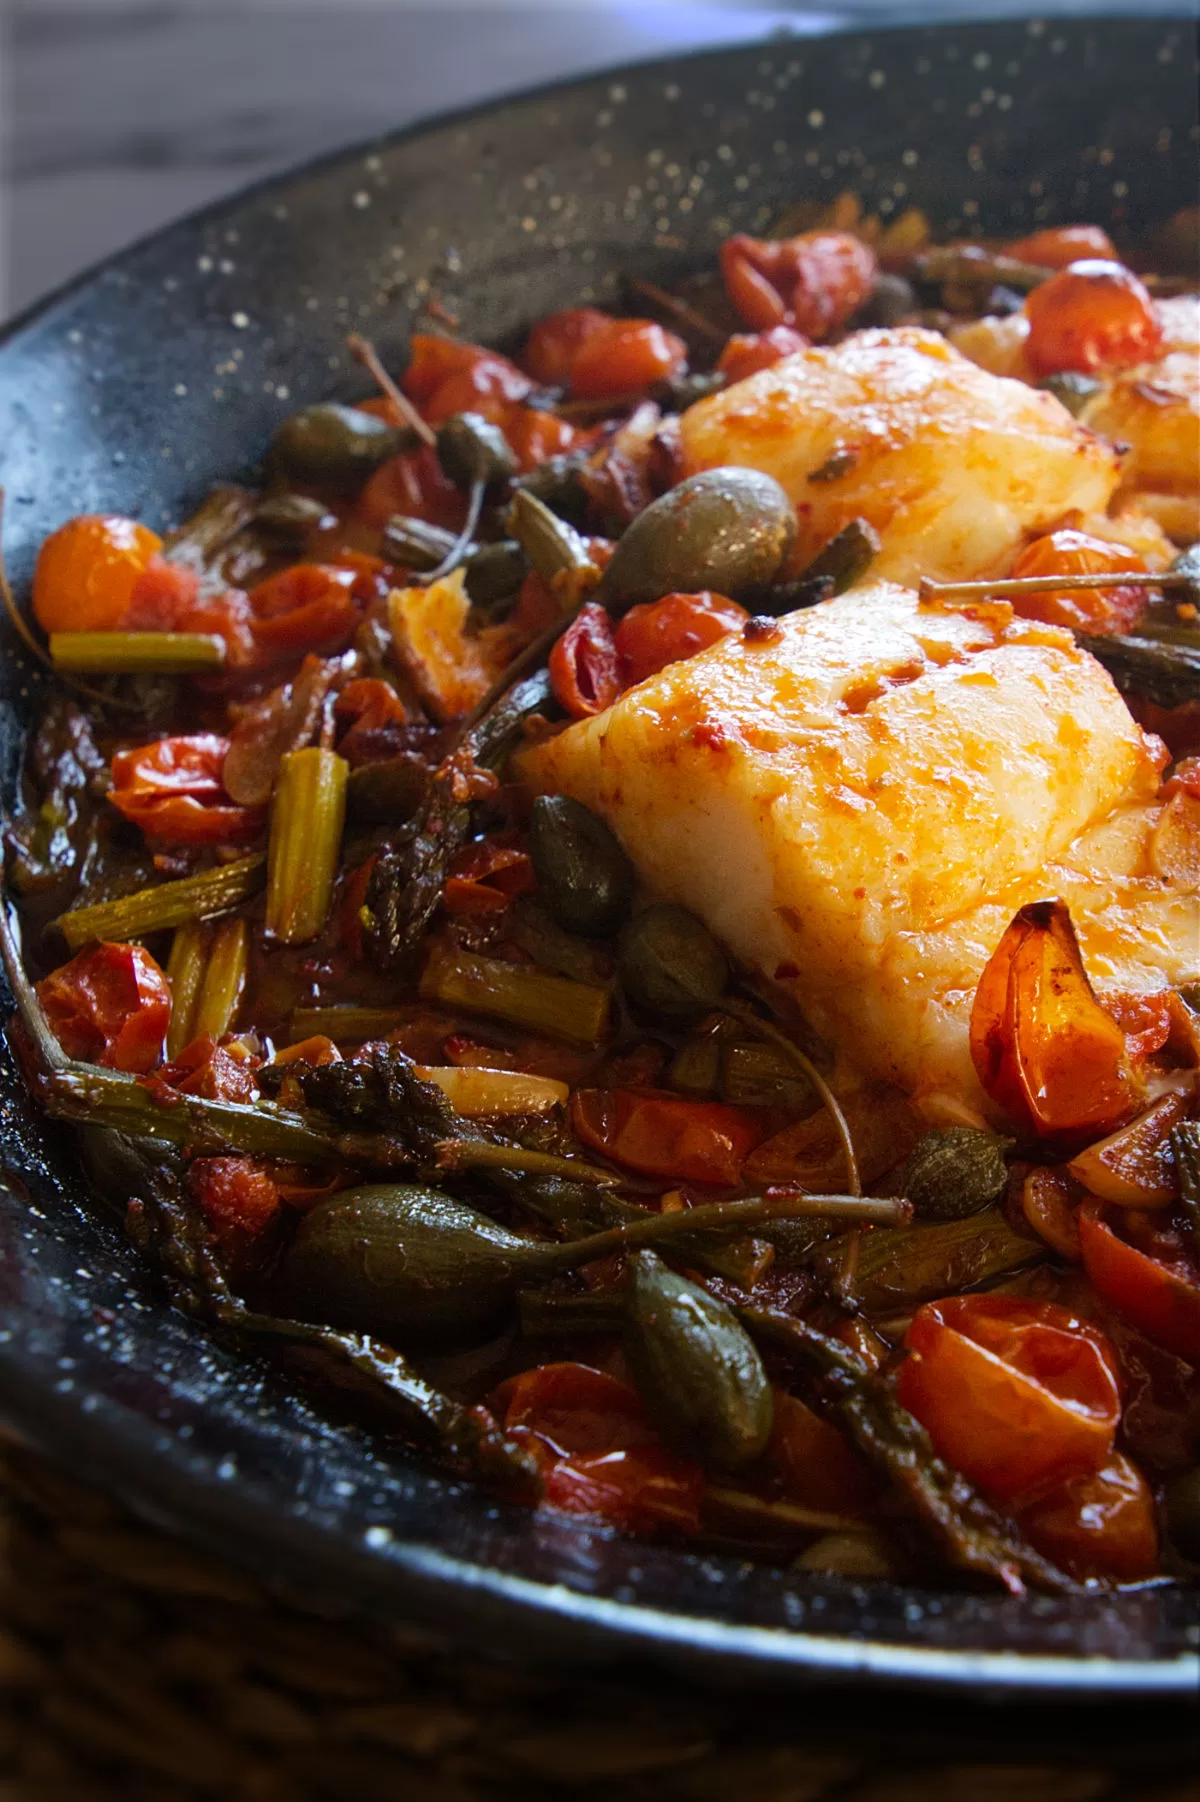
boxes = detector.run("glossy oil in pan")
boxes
[0,14,1198,1711]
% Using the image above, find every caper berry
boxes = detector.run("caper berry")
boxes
[797,517,881,595]
[618,903,728,1019]
[596,467,796,613]
[528,794,634,938]
[853,272,918,328]
[1039,371,1103,417]
[254,492,336,542]
[1163,1466,1200,1563]
[901,1128,1010,1222]
[272,403,409,488]
[513,449,591,524]
[464,540,529,611]
[436,412,516,489]
[382,515,465,571]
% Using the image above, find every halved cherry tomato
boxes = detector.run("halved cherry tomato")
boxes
[1009,530,1149,635]
[969,899,1141,1142]
[614,590,748,686]
[522,308,615,386]
[1021,1165,1083,1261]
[1017,1450,1158,1582]
[1077,1200,1200,1364]
[108,735,265,846]
[402,333,532,426]
[897,1294,1122,1503]
[548,603,622,718]
[568,320,687,402]
[1007,225,1118,269]
[154,1033,259,1103]
[1025,260,1163,376]
[33,514,163,633]
[248,564,361,661]
[769,1390,879,1515]
[443,837,535,915]
[333,678,408,767]
[356,443,469,534]
[717,325,810,385]
[502,406,579,473]
[571,1089,763,1186]
[495,1362,656,1457]
[36,942,170,1074]
[719,231,877,338]
[542,1447,704,1535]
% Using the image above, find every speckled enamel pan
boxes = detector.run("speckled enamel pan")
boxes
[0,14,1198,1721]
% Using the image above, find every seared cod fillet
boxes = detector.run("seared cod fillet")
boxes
[523,584,1198,1114]
[678,328,1120,585]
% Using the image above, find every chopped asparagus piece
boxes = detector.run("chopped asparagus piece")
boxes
[49,632,225,674]
[266,748,348,943]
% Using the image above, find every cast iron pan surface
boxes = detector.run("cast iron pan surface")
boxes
[1,15,1199,1722]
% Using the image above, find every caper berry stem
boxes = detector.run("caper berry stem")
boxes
[414,479,485,587]
[347,330,436,447]
[723,995,861,1196]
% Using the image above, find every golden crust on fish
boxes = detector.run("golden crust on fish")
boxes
[678,327,1120,585]
[523,583,1193,1110]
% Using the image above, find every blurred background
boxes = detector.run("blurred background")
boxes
[0,0,1163,323]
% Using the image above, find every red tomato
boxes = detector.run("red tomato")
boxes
[356,444,468,534]
[108,734,265,846]
[548,603,622,718]
[120,557,203,631]
[614,591,748,686]
[443,837,535,915]
[338,855,376,962]
[187,1156,281,1266]
[1007,225,1118,269]
[1078,1201,1200,1364]
[969,899,1141,1142]
[33,514,163,633]
[1009,530,1149,635]
[333,678,408,767]
[717,325,810,384]
[1025,260,1163,376]
[568,320,687,402]
[542,1446,704,1535]
[897,1294,1122,1504]
[571,1089,763,1186]
[769,1390,879,1515]
[719,231,877,338]
[522,308,615,386]
[1102,989,1174,1063]
[36,942,170,1074]
[1017,1450,1158,1582]
[402,333,532,425]
[248,564,361,661]
[155,1034,259,1103]
[502,406,579,473]
[496,1363,657,1457]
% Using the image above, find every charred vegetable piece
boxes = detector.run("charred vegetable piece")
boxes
[595,468,795,612]
[265,748,348,943]
[508,488,595,587]
[795,517,880,595]
[720,1037,814,1111]
[832,1207,1042,1316]
[505,898,612,987]
[623,1250,773,1471]
[901,1128,1010,1222]
[618,903,728,1019]
[1173,1123,1200,1255]
[49,631,225,674]
[528,794,634,938]
[345,754,428,825]
[272,403,411,487]
[254,493,336,541]
[420,942,611,1045]
[56,854,265,954]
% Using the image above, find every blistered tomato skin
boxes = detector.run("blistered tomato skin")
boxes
[717,326,810,385]
[1025,260,1163,377]
[36,942,171,1073]
[33,514,164,633]
[1009,529,1149,635]
[568,320,687,401]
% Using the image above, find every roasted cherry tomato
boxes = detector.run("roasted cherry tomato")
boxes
[897,1293,1122,1503]
[333,678,408,767]
[121,558,257,664]
[548,603,622,718]
[522,308,615,386]
[1078,1201,1200,1364]
[36,942,171,1073]
[443,836,535,915]
[1102,989,1175,1063]
[614,590,748,686]
[502,406,579,473]
[1017,1450,1158,1582]
[769,1390,879,1515]
[1009,530,1149,635]
[32,514,163,633]
[356,443,469,534]
[247,563,361,661]
[568,320,687,401]
[542,1446,704,1535]
[1024,260,1162,377]
[154,1034,259,1103]
[187,1155,282,1270]
[719,231,876,338]
[108,734,266,846]
[969,899,1141,1142]
[571,1089,763,1187]
[496,1362,657,1457]
[716,325,810,384]
[402,333,531,426]
[338,855,376,961]
[1007,225,1118,269]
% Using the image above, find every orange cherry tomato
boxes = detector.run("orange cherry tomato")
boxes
[769,1390,879,1515]
[1102,989,1174,1063]
[402,333,531,426]
[522,308,615,386]
[333,677,408,767]
[155,1034,259,1104]
[443,837,535,915]
[614,590,748,686]
[120,557,202,630]
[1017,1451,1158,1582]
[1077,1200,1200,1364]
[719,231,876,338]
[571,1089,763,1187]
[1007,225,1118,269]
[108,734,266,846]
[542,1446,704,1535]
[1021,1165,1083,1261]
[897,1294,1122,1504]
[568,319,687,401]
[36,942,171,1074]
[495,1363,657,1457]
[247,563,361,661]
[717,325,810,384]
[1009,530,1149,635]
[969,899,1142,1142]
[548,603,622,718]
[32,514,164,633]
[502,405,579,473]
[1024,260,1162,376]
[356,444,468,534]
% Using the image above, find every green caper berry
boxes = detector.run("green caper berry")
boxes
[464,540,529,610]
[596,467,796,613]
[436,412,516,489]
[618,903,728,1019]
[271,403,408,487]
[901,1128,1011,1222]
[254,493,335,540]
[528,795,634,938]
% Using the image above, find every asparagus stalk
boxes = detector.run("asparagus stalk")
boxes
[49,631,225,674]
[57,854,265,954]
[289,1005,411,1044]
[265,748,347,943]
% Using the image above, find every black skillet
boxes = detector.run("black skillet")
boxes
[0,14,1198,1740]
